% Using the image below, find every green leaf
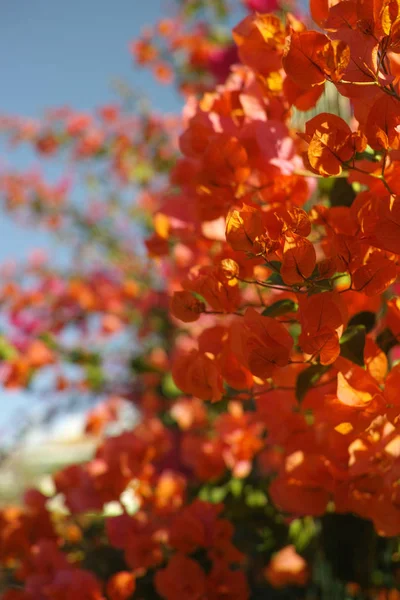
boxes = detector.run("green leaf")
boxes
[199,484,228,503]
[214,0,228,18]
[355,146,382,162]
[289,322,301,345]
[289,517,317,552]
[38,332,58,350]
[69,349,101,366]
[262,299,298,318]
[230,478,244,498]
[130,356,161,374]
[266,260,281,272]
[161,372,181,398]
[296,364,330,403]
[339,325,366,366]
[307,279,333,295]
[348,311,376,334]
[131,162,153,185]
[329,178,356,207]
[0,336,18,360]
[245,487,268,508]
[257,527,275,552]
[85,364,105,391]
[318,176,336,195]
[376,327,398,354]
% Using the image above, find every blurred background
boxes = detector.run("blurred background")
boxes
[0,0,180,259]
[0,0,185,502]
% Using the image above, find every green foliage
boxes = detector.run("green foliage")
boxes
[339,325,366,366]
[262,299,298,318]
[296,364,330,403]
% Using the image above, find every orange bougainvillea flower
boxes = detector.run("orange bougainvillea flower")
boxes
[167,500,243,562]
[225,203,266,253]
[125,534,164,572]
[145,232,170,257]
[219,343,254,390]
[283,31,341,89]
[170,397,207,431]
[336,371,374,408]
[207,561,250,600]
[365,95,400,150]
[230,307,293,379]
[351,253,398,296]
[25,339,55,368]
[364,337,388,384]
[169,510,207,554]
[270,472,332,516]
[1,591,31,600]
[265,545,309,588]
[2,357,31,389]
[299,289,348,334]
[280,233,316,284]
[107,572,136,600]
[333,357,383,420]
[170,290,205,322]
[386,296,400,337]
[373,195,400,255]
[182,265,241,313]
[300,113,365,176]
[270,452,332,516]
[181,434,226,481]
[310,0,331,27]
[299,327,341,365]
[298,291,348,363]
[179,113,215,159]
[155,554,207,600]
[233,13,286,76]
[39,567,105,600]
[283,76,325,111]
[320,39,351,82]
[172,349,224,402]
[384,362,400,423]
[201,134,250,187]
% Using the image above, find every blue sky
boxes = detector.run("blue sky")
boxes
[1,0,180,116]
[0,0,183,261]
[0,0,188,438]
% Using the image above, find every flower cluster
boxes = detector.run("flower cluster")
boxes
[2,0,400,597]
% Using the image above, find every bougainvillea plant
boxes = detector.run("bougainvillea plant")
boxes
[1,0,400,598]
